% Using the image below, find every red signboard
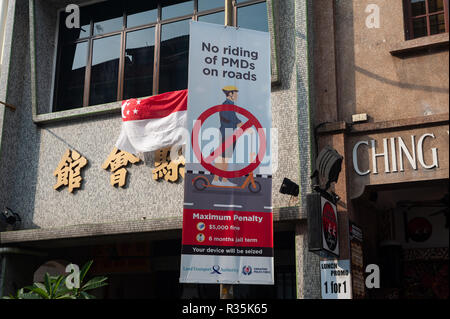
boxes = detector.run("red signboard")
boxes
[321,197,339,256]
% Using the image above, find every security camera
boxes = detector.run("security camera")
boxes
[1,207,21,225]
[280,178,299,197]
[311,146,343,191]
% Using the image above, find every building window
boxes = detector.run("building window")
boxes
[53,0,268,112]
[404,0,449,40]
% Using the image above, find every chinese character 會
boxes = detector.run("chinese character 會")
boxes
[102,147,141,187]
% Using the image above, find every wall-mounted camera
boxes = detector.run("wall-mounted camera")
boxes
[1,207,22,226]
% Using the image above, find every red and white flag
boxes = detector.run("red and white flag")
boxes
[115,89,187,154]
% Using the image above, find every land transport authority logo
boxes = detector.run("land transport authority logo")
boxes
[242,265,253,275]
[211,265,222,274]
[210,265,239,275]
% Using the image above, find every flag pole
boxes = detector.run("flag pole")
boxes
[0,100,16,111]
[219,0,235,300]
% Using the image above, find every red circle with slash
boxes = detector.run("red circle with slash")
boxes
[191,104,266,179]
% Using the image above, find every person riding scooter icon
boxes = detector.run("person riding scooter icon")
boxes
[211,86,243,187]
[191,85,261,193]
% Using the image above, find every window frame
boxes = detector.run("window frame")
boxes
[52,0,267,112]
[404,0,449,40]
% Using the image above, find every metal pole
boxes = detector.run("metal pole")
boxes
[220,283,234,299]
[220,0,234,300]
[0,100,16,111]
[225,0,233,27]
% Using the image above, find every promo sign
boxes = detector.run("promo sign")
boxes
[320,260,352,299]
[321,197,339,256]
[180,21,273,285]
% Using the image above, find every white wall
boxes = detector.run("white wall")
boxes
[0,0,9,72]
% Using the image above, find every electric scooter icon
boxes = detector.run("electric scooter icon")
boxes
[192,170,261,193]
[192,130,262,193]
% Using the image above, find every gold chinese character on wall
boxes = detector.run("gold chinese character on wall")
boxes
[53,149,88,193]
[152,147,185,183]
[102,147,141,187]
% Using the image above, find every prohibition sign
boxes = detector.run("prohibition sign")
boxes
[322,202,338,251]
[192,104,267,179]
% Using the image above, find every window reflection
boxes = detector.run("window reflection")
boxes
[55,42,88,111]
[159,20,190,93]
[238,3,268,32]
[162,0,194,20]
[430,13,446,34]
[198,0,224,12]
[92,2,123,35]
[124,28,156,100]
[127,2,158,28]
[411,0,426,16]
[90,35,121,105]
[412,17,428,38]
[198,11,225,25]
[55,1,270,110]
[428,0,444,13]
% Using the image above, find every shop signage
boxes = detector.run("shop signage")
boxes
[152,147,186,182]
[102,147,141,187]
[352,133,440,176]
[307,193,340,257]
[349,222,365,299]
[321,197,339,256]
[54,146,183,192]
[53,149,88,193]
[180,21,273,285]
[320,259,352,299]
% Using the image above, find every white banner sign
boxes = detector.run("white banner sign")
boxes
[180,21,273,285]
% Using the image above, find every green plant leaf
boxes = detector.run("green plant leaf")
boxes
[52,275,69,298]
[17,288,24,298]
[55,284,73,297]
[79,291,96,299]
[4,260,109,300]
[33,282,47,290]
[44,273,52,297]
[15,288,41,299]
[21,292,42,299]
[82,276,108,291]
[55,293,76,299]
[28,285,50,299]
[23,285,35,292]
[79,260,93,283]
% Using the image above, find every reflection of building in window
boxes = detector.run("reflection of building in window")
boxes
[53,0,268,112]
[403,0,449,40]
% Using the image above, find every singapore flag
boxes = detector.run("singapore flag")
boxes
[115,89,188,154]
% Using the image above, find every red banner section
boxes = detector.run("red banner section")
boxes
[182,209,273,248]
